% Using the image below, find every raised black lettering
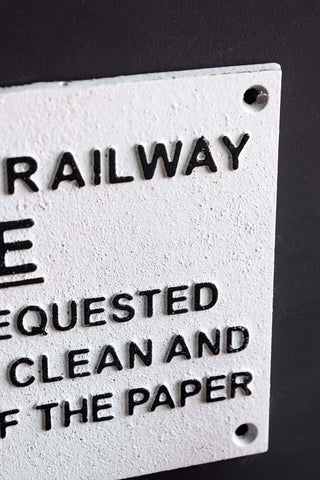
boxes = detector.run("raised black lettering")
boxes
[0,219,37,277]
[35,403,58,431]
[194,282,218,311]
[68,349,90,379]
[185,136,217,175]
[96,345,123,373]
[222,134,250,170]
[83,297,106,327]
[93,149,101,185]
[51,152,85,190]
[112,294,135,322]
[0,310,11,340]
[8,358,35,387]
[180,379,201,407]
[64,398,88,427]
[167,285,188,315]
[0,409,19,438]
[138,289,161,318]
[16,306,47,336]
[92,393,113,422]
[41,355,63,383]
[150,385,175,411]
[166,335,191,363]
[226,326,249,353]
[230,371,253,398]
[137,141,182,180]
[52,301,77,331]
[129,340,152,368]
[128,388,150,415]
[197,330,220,357]
[206,375,226,402]
[109,148,134,184]
[6,157,39,194]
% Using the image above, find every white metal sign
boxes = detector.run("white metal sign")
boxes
[0,64,281,479]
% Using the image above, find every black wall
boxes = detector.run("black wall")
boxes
[0,1,319,478]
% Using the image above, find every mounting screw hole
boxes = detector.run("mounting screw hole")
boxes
[233,423,258,446]
[235,424,249,436]
[243,85,268,111]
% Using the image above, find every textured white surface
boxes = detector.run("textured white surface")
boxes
[0,64,281,479]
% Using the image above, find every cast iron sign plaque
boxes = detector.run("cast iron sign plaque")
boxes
[0,64,281,479]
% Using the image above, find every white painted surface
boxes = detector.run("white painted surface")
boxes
[0,64,281,479]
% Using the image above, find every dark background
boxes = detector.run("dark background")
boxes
[0,0,319,478]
